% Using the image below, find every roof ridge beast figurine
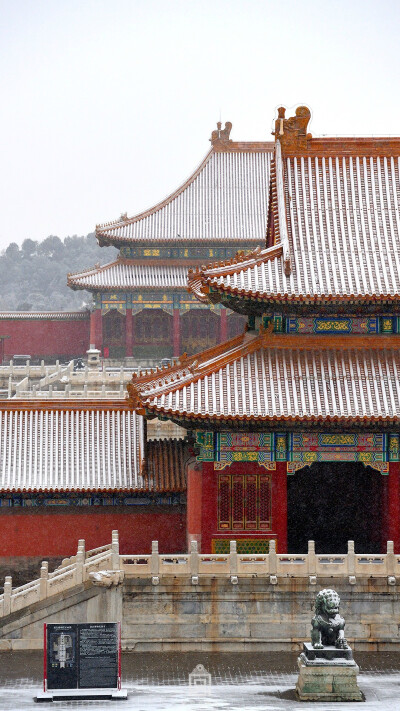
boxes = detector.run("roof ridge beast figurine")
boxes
[311,588,349,650]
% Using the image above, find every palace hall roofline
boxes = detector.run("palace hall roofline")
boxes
[0,311,89,320]
[128,330,400,426]
[94,122,273,247]
[0,399,132,411]
[188,106,400,310]
[67,258,207,292]
[278,136,400,157]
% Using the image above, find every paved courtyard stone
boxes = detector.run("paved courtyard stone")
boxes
[0,652,399,709]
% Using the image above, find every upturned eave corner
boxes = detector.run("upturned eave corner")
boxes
[126,381,146,417]
[186,267,210,304]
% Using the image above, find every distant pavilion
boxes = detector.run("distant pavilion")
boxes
[68,124,273,360]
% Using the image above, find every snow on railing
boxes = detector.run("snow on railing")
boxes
[14,376,29,396]
[0,531,118,618]
[120,539,400,585]
[15,389,127,399]
[39,360,74,388]
[0,535,398,620]
[0,360,60,379]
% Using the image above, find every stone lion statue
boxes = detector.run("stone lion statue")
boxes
[311,588,348,649]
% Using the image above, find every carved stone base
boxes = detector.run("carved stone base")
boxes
[296,645,363,702]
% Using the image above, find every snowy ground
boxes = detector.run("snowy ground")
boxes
[0,652,399,709]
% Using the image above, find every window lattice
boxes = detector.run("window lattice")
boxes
[218,475,231,529]
[218,473,271,531]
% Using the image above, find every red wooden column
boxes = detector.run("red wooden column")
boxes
[89,310,96,346]
[186,459,203,551]
[381,471,390,552]
[89,309,103,351]
[173,309,181,357]
[200,462,218,553]
[272,461,288,553]
[125,308,133,357]
[388,462,400,553]
[219,308,228,343]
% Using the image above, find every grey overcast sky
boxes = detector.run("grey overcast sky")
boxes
[0,0,399,251]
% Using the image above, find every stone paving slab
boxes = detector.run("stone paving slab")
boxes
[0,652,399,709]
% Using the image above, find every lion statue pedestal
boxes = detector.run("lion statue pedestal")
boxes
[296,588,363,702]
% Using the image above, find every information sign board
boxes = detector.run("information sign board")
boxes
[44,622,121,692]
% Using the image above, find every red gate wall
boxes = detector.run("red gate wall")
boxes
[1,315,90,361]
[0,508,186,556]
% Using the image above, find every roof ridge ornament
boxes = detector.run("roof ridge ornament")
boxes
[273,106,312,151]
[210,121,233,147]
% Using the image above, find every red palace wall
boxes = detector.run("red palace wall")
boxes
[1,316,90,361]
[0,508,186,557]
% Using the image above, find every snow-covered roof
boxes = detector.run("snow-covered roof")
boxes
[128,332,400,424]
[96,136,273,246]
[189,112,400,306]
[68,260,193,291]
[0,401,144,492]
[0,312,88,320]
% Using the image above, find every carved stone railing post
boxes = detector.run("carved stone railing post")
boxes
[229,540,237,575]
[229,541,238,584]
[269,539,277,575]
[151,541,159,573]
[308,540,316,578]
[151,541,160,585]
[111,530,120,570]
[190,540,199,577]
[40,562,48,599]
[347,540,356,584]
[76,539,85,583]
[387,540,396,579]
[3,576,12,616]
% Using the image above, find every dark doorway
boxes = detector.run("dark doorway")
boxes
[287,462,383,554]
[133,309,172,360]
[181,309,219,355]
[103,310,125,358]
